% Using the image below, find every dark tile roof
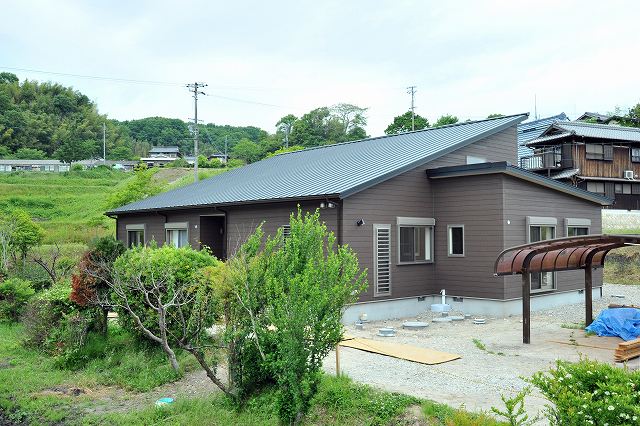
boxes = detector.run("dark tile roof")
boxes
[527,121,640,147]
[517,113,568,159]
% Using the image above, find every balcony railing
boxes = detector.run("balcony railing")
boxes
[520,151,562,170]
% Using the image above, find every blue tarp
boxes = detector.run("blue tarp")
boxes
[585,308,640,341]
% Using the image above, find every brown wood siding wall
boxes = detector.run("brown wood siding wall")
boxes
[117,202,338,256]
[502,175,603,299]
[432,175,507,299]
[224,201,338,257]
[342,127,517,303]
[573,143,640,179]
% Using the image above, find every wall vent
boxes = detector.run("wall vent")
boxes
[373,224,391,295]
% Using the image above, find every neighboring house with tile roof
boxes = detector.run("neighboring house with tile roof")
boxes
[107,114,611,320]
[523,120,640,210]
[517,113,568,162]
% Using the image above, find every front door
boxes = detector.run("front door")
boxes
[200,216,225,260]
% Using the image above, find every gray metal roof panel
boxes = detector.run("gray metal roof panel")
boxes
[550,168,580,180]
[0,159,65,165]
[517,113,569,159]
[108,114,528,214]
[149,146,180,153]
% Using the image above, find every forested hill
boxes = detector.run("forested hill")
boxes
[0,72,370,164]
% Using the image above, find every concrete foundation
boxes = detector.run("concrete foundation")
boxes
[342,287,603,323]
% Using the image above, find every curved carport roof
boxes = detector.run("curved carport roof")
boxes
[494,235,640,344]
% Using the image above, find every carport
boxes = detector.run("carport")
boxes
[494,234,640,344]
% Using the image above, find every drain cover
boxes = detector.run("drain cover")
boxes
[449,316,465,321]
[432,317,453,323]
[473,318,486,324]
[377,327,396,337]
[402,321,429,330]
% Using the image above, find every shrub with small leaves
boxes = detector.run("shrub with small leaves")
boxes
[0,277,35,322]
[529,358,640,425]
[491,387,538,426]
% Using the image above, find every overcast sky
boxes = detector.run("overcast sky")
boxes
[2,0,639,135]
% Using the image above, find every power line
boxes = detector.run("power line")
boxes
[0,66,182,86]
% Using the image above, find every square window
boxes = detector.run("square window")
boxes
[448,226,464,256]
[398,225,432,263]
[568,226,589,237]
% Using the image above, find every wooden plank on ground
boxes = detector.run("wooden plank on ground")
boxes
[549,336,623,350]
[339,337,460,365]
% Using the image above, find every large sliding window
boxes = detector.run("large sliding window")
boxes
[165,222,189,248]
[126,224,145,248]
[397,217,434,264]
[528,217,556,292]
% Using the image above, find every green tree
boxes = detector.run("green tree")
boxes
[0,72,19,85]
[433,114,459,127]
[54,138,97,163]
[621,103,640,128]
[221,209,367,423]
[289,104,368,147]
[231,138,262,164]
[2,210,45,262]
[105,168,161,209]
[266,145,305,157]
[487,113,504,118]
[14,147,47,159]
[384,111,430,134]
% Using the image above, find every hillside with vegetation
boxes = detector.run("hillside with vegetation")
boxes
[0,72,373,165]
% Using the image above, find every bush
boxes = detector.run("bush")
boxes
[22,280,76,350]
[221,209,367,424]
[0,278,35,322]
[226,158,244,168]
[529,358,640,425]
[70,164,84,172]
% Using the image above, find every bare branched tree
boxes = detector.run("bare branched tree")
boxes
[82,248,233,398]
[30,244,71,285]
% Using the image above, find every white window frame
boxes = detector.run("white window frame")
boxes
[565,218,591,237]
[165,222,189,248]
[280,224,291,240]
[373,224,392,296]
[526,217,557,292]
[125,224,145,247]
[447,225,465,257]
[396,217,435,265]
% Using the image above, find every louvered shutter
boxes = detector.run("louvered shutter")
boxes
[373,224,391,295]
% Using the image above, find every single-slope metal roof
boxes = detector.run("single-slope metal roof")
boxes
[108,114,528,214]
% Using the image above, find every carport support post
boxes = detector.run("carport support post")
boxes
[522,270,531,344]
[585,263,593,326]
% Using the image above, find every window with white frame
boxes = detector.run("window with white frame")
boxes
[632,148,640,163]
[374,224,391,295]
[527,217,556,292]
[165,222,189,248]
[281,224,291,240]
[447,225,464,256]
[126,224,145,248]
[397,217,434,264]
[566,218,591,237]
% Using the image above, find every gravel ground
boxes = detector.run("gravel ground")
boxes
[323,283,640,421]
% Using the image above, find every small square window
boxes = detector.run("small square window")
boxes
[448,226,464,256]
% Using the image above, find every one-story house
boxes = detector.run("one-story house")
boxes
[106,114,612,320]
[0,159,70,172]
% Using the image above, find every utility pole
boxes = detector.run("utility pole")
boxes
[407,86,417,131]
[102,122,106,164]
[224,136,228,164]
[186,82,207,182]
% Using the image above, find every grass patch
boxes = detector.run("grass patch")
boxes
[560,322,585,330]
[422,400,504,425]
[0,322,198,424]
[472,338,505,356]
[604,245,640,285]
